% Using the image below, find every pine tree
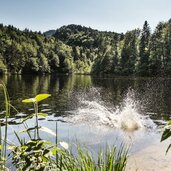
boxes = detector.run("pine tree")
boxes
[138,21,151,75]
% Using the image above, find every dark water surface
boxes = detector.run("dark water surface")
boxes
[1,75,171,122]
[1,75,171,170]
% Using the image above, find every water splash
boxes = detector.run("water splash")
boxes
[115,90,142,130]
[66,88,155,131]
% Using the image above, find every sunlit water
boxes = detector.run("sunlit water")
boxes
[1,75,171,170]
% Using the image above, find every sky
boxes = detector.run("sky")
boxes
[0,0,171,33]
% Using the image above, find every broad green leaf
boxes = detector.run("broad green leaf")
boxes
[39,126,56,136]
[37,113,48,117]
[27,139,40,145]
[161,128,171,142]
[0,145,2,149]
[21,145,28,150]
[41,140,54,146]
[168,120,171,125]
[51,147,64,155]
[42,156,49,162]
[35,94,51,102]
[43,149,51,156]
[22,98,36,103]
[22,94,51,103]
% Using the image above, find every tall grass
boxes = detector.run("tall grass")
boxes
[0,81,10,170]
[51,144,128,171]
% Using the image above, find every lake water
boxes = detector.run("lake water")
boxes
[1,75,171,170]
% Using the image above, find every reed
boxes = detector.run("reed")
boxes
[0,81,10,170]
[51,144,128,171]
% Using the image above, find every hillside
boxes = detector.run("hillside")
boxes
[44,30,56,37]
[0,20,171,76]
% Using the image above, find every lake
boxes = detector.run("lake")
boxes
[0,75,171,170]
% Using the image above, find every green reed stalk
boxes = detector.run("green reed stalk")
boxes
[53,144,128,171]
[1,82,10,167]
[55,122,58,167]
[0,123,1,156]
[33,102,39,139]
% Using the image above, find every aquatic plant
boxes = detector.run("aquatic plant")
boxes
[50,144,128,171]
[0,81,10,170]
[161,120,171,153]
[21,94,51,139]
[11,94,60,170]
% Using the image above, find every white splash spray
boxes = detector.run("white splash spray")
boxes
[66,88,155,131]
[116,89,144,130]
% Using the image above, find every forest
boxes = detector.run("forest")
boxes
[0,18,171,76]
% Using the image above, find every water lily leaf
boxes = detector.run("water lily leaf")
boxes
[22,98,36,103]
[39,126,56,136]
[35,94,51,102]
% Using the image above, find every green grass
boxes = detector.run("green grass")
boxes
[51,144,128,171]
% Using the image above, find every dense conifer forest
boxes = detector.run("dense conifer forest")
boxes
[0,19,171,76]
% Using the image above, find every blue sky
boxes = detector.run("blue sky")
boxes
[0,0,171,33]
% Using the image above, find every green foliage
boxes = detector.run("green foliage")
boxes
[11,94,56,170]
[161,121,171,153]
[54,21,171,76]
[1,19,171,76]
[137,21,151,75]
[0,82,10,169]
[120,29,140,75]
[22,94,51,139]
[22,94,51,103]
[51,145,128,171]
[0,55,7,74]
[12,139,53,171]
